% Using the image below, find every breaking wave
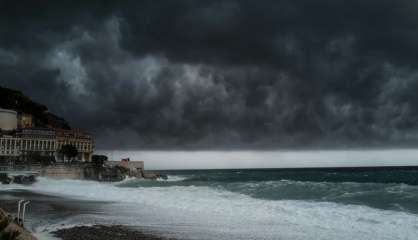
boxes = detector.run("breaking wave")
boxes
[6,176,418,240]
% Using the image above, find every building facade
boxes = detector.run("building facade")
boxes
[56,129,94,161]
[18,113,33,129]
[0,108,94,162]
[17,128,56,160]
[0,135,21,159]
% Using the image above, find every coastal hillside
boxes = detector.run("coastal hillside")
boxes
[0,86,70,129]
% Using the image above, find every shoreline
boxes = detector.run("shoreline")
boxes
[5,170,418,240]
[0,189,177,240]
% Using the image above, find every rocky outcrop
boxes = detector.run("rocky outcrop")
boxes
[0,174,36,185]
[0,209,37,240]
[0,173,12,184]
[83,165,125,182]
[83,163,167,181]
[141,171,168,180]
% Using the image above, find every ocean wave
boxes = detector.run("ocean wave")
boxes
[4,177,418,240]
[41,175,418,215]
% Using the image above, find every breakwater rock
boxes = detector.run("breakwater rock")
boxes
[0,173,36,185]
[83,165,125,182]
[141,171,168,180]
[0,209,36,240]
[83,164,167,181]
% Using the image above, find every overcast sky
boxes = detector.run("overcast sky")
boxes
[97,149,418,169]
[2,0,418,149]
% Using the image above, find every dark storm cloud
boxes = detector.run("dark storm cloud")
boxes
[2,0,418,149]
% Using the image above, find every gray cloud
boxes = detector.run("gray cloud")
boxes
[1,0,418,149]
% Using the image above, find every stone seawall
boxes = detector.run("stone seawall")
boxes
[30,164,84,180]
[20,161,154,181]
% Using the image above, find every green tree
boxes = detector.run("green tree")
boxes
[91,155,108,169]
[40,155,56,166]
[59,144,79,162]
[27,152,41,164]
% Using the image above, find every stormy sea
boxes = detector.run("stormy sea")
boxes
[2,166,418,240]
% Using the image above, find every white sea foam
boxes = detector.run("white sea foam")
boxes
[6,177,418,240]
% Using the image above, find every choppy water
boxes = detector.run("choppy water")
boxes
[2,167,418,240]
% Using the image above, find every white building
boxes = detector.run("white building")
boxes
[0,107,94,162]
[0,108,18,131]
[0,135,21,157]
[17,128,57,160]
[56,129,94,161]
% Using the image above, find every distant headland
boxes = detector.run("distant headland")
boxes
[0,86,164,183]
[0,85,94,162]
[0,86,70,130]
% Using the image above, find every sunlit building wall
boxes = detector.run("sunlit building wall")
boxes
[18,113,34,129]
[0,108,18,131]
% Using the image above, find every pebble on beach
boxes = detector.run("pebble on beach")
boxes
[53,225,172,240]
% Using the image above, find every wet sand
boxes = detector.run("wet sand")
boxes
[0,189,176,240]
[53,225,171,240]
